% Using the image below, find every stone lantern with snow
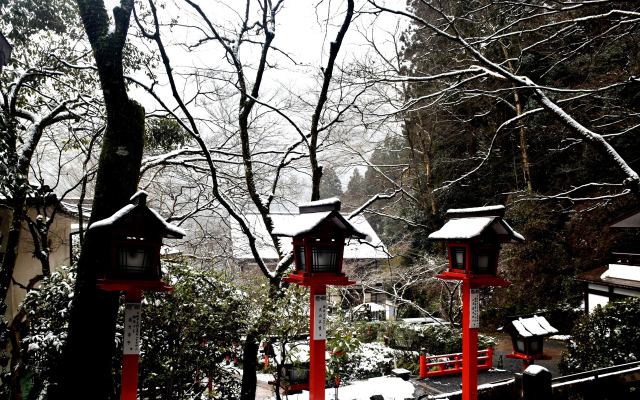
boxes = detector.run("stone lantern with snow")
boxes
[276,198,367,287]
[429,205,524,286]
[90,191,185,292]
[503,315,558,367]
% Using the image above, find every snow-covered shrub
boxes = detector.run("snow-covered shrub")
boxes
[139,262,248,399]
[560,298,640,374]
[21,266,76,395]
[19,262,248,399]
[353,320,384,343]
[341,342,416,381]
[380,322,494,355]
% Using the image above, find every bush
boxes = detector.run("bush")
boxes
[560,298,640,374]
[341,342,416,380]
[19,262,248,399]
[377,322,495,355]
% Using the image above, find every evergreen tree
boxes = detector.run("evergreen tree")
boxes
[319,164,343,199]
[398,0,640,322]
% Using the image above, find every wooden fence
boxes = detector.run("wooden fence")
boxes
[424,361,640,400]
[419,348,494,378]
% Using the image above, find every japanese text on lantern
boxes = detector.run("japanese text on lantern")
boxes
[313,295,327,340]
[470,289,479,329]
[124,303,142,355]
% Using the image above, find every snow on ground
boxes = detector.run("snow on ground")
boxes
[264,376,414,400]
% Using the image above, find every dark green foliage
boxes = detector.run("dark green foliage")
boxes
[355,321,494,355]
[145,117,189,152]
[18,263,248,399]
[397,0,640,332]
[319,164,343,199]
[139,263,247,399]
[560,298,640,374]
[20,267,76,397]
[342,134,413,246]
[0,0,79,43]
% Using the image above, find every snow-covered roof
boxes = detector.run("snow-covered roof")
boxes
[231,213,388,260]
[271,199,367,239]
[399,317,449,326]
[510,315,558,338]
[430,204,523,242]
[601,264,640,282]
[429,216,524,242]
[88,191,185,239]
[298,197,341,210]
[446,205,505,217]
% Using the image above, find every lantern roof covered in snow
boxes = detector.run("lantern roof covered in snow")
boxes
[428,205,524,243]
[505,315,558,338]
[88,191,185,239]
[272,198,367,240]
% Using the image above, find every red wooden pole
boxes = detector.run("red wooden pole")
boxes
[309,284,327,400]
[462,280,478,400]
[419,353,427,379]
[121,289,143,400]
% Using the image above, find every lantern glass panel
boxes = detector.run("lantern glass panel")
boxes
[516,339,525,353]
[451,247,466,270]
[474,254,491,274]
[311,246,338,272]
[118,245,150,276]
[530,338,541,354]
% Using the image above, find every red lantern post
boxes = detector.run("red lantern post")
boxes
[121,289,143,400]
[277,198,366,400]
[90,191,185,400]
[429,205,523,400]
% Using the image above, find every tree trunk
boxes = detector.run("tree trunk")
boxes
[54,1,143,398]
[0,194,26,312]
[240,333,260,400]
[514,91,533,193]
[500,42,533,193]
[54,98,144,399]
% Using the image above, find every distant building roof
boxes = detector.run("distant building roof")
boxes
[576,205,640,290]
[231,213,388,260]
[576,265,640,291]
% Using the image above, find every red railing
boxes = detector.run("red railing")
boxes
[419,348,493,378]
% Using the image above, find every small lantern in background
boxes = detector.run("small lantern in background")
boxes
[503,315,558,368]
